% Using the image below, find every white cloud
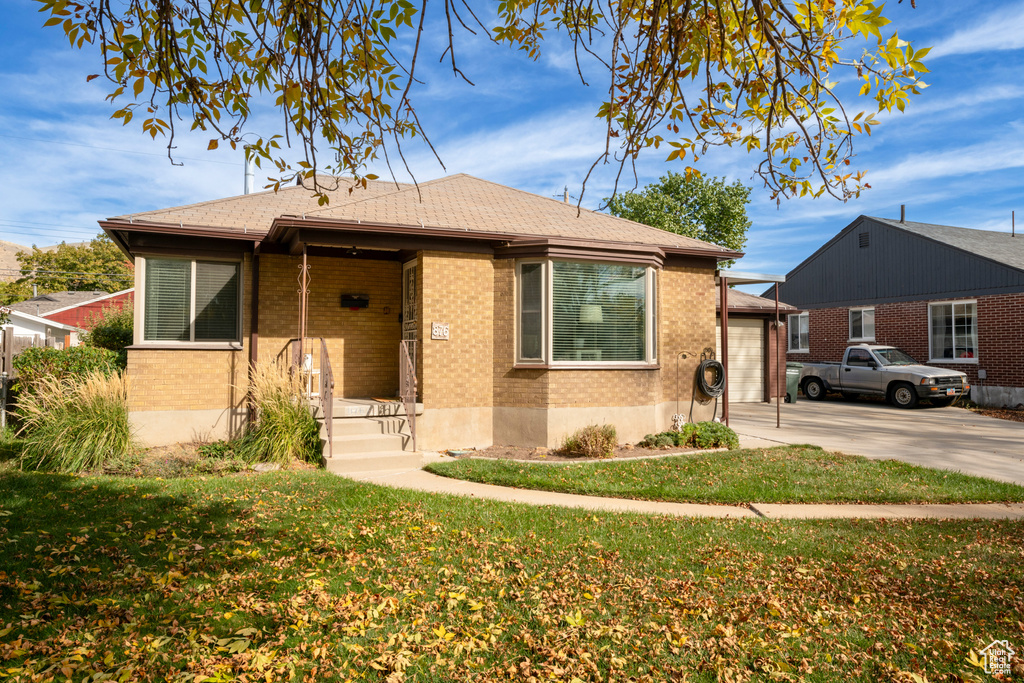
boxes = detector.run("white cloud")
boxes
[929,3,1024,58]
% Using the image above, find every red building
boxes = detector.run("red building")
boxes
[9,289,133,328]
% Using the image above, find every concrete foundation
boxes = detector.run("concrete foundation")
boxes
[972,385,1024,408]
[416,406,493,451]
[130,408,247,446]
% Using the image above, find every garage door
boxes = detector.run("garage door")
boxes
[716,318,764,403]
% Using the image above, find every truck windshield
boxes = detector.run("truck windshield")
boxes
[874,348,918,366]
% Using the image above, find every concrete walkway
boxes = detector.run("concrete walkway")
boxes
[346,463,1024,520]
[728,401,1024,485]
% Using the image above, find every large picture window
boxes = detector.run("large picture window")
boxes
[143,258,241,343]
[929,301,976,362]
[788,312,809,352]
[516,260,657,365]
[849,307,875,341]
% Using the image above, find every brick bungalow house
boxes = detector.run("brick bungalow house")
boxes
[100,174,740,464]
[766,215,1024,407]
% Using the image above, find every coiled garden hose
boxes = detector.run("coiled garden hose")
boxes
[696,358,726,398]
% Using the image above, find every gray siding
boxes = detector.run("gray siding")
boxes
[772,217,1024,308]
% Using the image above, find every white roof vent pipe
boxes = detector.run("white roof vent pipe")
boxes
[243,147,255,195]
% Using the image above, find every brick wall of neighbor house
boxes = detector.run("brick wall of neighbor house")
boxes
[419,251,495,409]
[257,253,402,397]
[786,293,1024,392]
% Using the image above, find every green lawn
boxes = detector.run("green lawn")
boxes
[0,469,1021,682]
[425,445,1024,504]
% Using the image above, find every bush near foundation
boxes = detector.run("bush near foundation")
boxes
[561,424,617,458]
[639,422,738,450]
[234,362,321,466]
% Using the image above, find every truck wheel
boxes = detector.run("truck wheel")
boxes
[803,378,826,401]
[890,382,919,409]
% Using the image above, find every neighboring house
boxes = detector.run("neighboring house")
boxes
[99,174,741,450]
[765,215,1024,407]
[8,289,134,328]
[1,308,80,348]
[716,289,796,403]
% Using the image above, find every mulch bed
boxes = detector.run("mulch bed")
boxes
[445,444,699,462]
[972,406,1024,423]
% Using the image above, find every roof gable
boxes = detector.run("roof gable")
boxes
[770,216,1024,307]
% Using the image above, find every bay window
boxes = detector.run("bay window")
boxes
[929,300,976,362]
[517,260,657,365]
[142,257,241,343]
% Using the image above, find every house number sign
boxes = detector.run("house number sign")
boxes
[431,322,450,341]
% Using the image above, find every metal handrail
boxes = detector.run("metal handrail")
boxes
[319,338,334,459]
[399,340,418,452]
[288,337,334,459]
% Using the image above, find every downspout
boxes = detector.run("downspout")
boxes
[721,275,729,427]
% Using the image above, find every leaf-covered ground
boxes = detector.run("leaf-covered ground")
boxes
[426,446,1024,505]
[0,470,1022,682]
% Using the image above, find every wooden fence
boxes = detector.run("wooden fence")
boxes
[1,327,56,380]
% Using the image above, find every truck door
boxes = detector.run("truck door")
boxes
[842,348,884,393]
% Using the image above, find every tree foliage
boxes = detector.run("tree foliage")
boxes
[606,171,751,254]
[12,234,133,296]
[38,0,927,201]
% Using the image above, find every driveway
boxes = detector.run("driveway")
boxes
[728,400,1024,485]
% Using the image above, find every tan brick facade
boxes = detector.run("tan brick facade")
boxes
[257,254,402,398]
[418,252,494,409]
[130,249,721,446]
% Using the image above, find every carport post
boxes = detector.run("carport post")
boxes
[775,286,780,428]
[721,275,729,427]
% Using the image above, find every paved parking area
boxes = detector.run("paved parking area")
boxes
[728,400,1024,485]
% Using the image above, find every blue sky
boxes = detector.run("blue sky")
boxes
[2,0,1024,294]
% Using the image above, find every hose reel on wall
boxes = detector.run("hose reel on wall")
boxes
[674,347,726,429]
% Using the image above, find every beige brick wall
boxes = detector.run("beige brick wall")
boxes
[492,262,716,410]
[493,260,550,407]
[257,253,402,398]
[419,251,494,409]
[127,348,249,411]
[659,265,717,403]
[128,253,253,412]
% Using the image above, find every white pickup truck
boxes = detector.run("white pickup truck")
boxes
[799,345,970,408]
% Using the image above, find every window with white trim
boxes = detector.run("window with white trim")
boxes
[929,300,977,362]
[143,258,241,342]
[516,260,657,364]
[787,312,809,352]
[849,307,875,341]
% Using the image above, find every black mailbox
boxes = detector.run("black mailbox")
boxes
[340,295,369,309]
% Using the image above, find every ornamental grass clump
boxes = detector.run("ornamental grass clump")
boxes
[18,371,135,473]
[234,362,321,466]
[561,424,617,458]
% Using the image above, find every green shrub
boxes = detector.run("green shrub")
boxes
[17,371,136,473]
[197,440,236,459]
[561,424,617,458]
[234,363,321,465]
[12,345,122,393]
[638,422,738,450]
[83,304,133,362]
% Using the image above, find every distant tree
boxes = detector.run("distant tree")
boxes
[14,234,133,295]
[0,282,32,308]
[606,172,751,255]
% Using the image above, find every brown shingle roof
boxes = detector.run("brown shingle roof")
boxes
[303,174,726,251]
[108,173,734,256]
[9,290,113,316]
[112,177,412,236]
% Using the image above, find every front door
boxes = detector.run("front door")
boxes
[402,261,417,364]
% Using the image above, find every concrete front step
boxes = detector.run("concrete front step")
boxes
[325,450,423,474]
[331,399,423,419]
[331,432,411,454]
[322,416,408,438]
